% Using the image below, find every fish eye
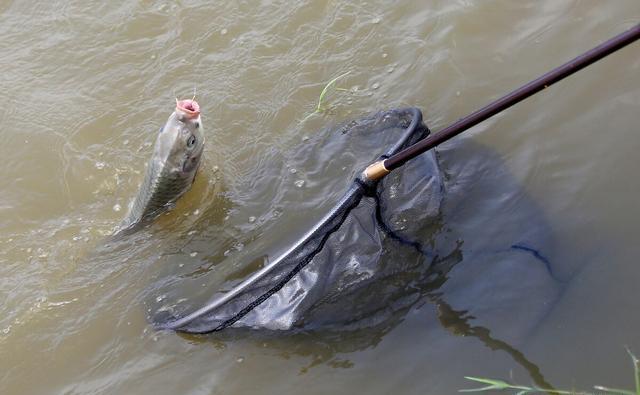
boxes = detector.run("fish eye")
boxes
[187,135,197,147]
[194,121,200,129]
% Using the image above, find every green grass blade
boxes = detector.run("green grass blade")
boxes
[300,71,352,124]
[315,71,351,112]
[460,376,523,392]
[625,348,640,394]
[594,385,636,395]
[461,349,640,395]
[463,376,513,387]
[300,111,316,124]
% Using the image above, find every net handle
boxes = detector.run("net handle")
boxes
[364,23,640,181]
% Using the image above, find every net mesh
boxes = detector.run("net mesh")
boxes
[153,108,446,333]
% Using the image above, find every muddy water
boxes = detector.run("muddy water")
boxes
[1,1,639,394]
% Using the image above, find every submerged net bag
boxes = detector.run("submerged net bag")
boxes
[153,108,448,333]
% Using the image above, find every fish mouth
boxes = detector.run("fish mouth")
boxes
[176,99,200,119]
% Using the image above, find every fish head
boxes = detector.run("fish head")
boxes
[155,99,205,175]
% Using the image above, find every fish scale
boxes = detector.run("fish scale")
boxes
[125,160,192,227]
[115,100,205,235]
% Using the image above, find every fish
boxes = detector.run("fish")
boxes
[115,99,205,235]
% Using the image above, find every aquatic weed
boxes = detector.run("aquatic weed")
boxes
[460,348,640,395]
[301,71,351,123]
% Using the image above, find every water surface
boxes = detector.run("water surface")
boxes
[1,1,639,394]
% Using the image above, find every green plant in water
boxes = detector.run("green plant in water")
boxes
[460,348,640,395]
[301,71,351,123]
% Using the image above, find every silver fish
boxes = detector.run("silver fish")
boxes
[116,99,205,234]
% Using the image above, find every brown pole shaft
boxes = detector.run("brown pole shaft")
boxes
[381,24,640,172]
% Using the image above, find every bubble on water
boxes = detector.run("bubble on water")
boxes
[382,53,388,58]
[190,252,198,257]
[372,17,381,24]
[123,139,129,145]
[248,216,256,223]
[237,357,244,363]
[2,326,10,334]
[113,204,122,212]
[26,248,32,253]
[156,295,165,303]
[179,263,184,268]
[302,136,310,142]
[193,209,200,216]
[187,230,197,236]
[289,168,297,174]
[294,180,305,188]
[221,28,228,35]
[95,162,105,170]
[387,66,395,74]
[372,82,380,90]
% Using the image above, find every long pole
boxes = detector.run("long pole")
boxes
[364,24,640,180]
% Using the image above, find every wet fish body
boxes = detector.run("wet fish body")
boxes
[116,99,205,234]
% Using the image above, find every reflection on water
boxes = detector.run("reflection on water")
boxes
[431,294,555,391]
[179,257,552,389]
[0,1,639,394]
